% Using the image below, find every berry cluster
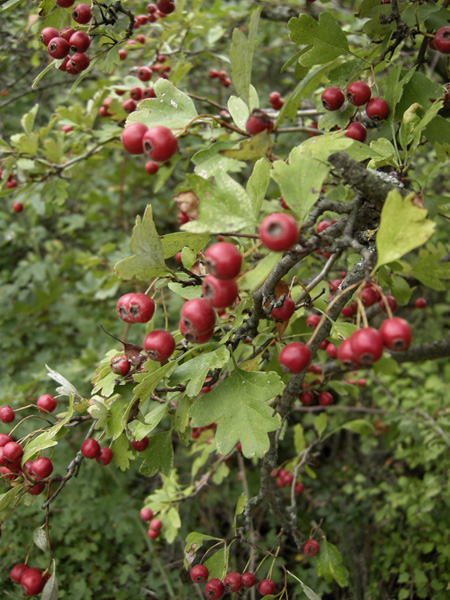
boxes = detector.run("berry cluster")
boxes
[81,438,113,465]
[189,564,275,598]
[272,467,305,493]
[139,506,163,540]
[10,564,49,596]
[269,91,284,110]
[40,25,91,75]
[121,123,179,171]
[208,68,231,87]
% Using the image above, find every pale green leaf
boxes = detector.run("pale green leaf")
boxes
[220,131,270,160]
[293,423,305,454]
[0,486,24,513]
[227,96,250,130]
[247,157,271,218]
[314,413,327,438]
[170,346,230,398]
[111,433,135,471]
[133,403,170,440]
[139,431,173,476]
[133,361,177,402]
[42,575,59,600]
[341,419,375,435]
[374,191,435,271]
[46,365,81,398]
[193,141,242,177]
[33,527,48,552]
[21,105,39,136]
[161,232,210,259]
[233,493,247,528]
[230,8,261,106]
[316,538,349,587]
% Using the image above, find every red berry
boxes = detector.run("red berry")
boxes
[224,572,243,592]
[321,87,345,111]
[316,220,331,233]
[204,242,242,280]
[271,295,296,321]
[3,442,23,462]
[350,327,384,364]
[128,293,155,323]
[366,97,389,121]
[56,0,75,6]
[326,342,338,358]
[137,66,152,81]
[150,518,162,531]
[110,355,130,376]
[259,213,298,252]
[10,563,28,583]
[205,578,224,599]
[119,49,127,60]
[295,482,304,494]
[26,482,46,495]
[21,568,44,596]
[59,27,75,42]
[202,275,238,309]
[337,338,359,368]
[143,87,156,99]
[147,528,159,539]
[346,81,371,106]
[157,0,175,14]
[96,447,113,465]
[258,579,276,595]
[209,69,219,78]
[47,37,70,59]
[241,572,256,588]
[140,507,153,521]
[0,434,12,447]
[434,26,450,54]
[179,319,214,344]
[121,123,148,154]
[81,438,101,459]
[6,179,17,188]
[30,457,53,479]
[70,52,90,73]
[143,330,176,361]
[303,539,320,556]
[131,436,149,452]
[279,342,311,374]
[379,294,397,313]
[136,34,146,44]
[360,287,378,307]
[379,317,412,351]
[69,31,91,53]
[145,160,159,175]
[72,3,92,24]
[306,314,321,329]
[40,27,59,46]
[414,297,427,309]
[12,202,23,213]
[341,303,357,318]
[318,391,333,406]
[299,391,314,405]
[142,126,178,162]
[358,378,367,387]
[245,110,274,135]
[345,122,367,142]
[180,298,216,335]
[0,405,15,423]
[190,564,209,583]
[122,99,136,114]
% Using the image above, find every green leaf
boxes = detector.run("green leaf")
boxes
[115,205,167,281]
[286,570,321,600]
[341,419,375,435]
[21,105,39,136]
[374,191,435,271]
[126,79,197,130]
[247,157,271,218]
[278,65,329,124]
[105,394,134,441]
[184,532,221,566]
[167,281,202,299]
[220,130,270,160]
[111,433,135,471]
[170,346,230,398]
[161,232,210,259]
[23,432,58,464]
[133,361,177,402]
[289,12,350,67]
[133,403,170,440]
[182,173,255,233]
[227,96,249,130]
[404,245,450,291]
[314,413,327,438]
[0,0,24,11]
[33,527,48,552]
[0,486,24,513]
[373,355,399,375]
[32,62,58,89]
[390,274,412,305]
[42,575,59,600]
[239,252,279,291]
[193,141,242,177]
[46,365,81,398]
[293,423,305,454]
[204,546,231,580]
[233,493,247,528]
[190,369,283,458]
[316,538,349,587]
[230,7,261,106]
[139,431,174,476]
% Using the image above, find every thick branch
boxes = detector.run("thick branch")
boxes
[392,335,450,363]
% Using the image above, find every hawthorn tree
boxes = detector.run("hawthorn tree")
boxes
[1,0,450,598]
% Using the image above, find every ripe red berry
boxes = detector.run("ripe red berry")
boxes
[110,355,130,376]
[26,482,46,495]
[258,579,276,595]
[379,295,397,313]
[180,298,216,335]
[224,572,243,592]
[137,66,152,81]
[119,48,127,60]
[0,434,12,447]
[145,160,159,175]
[271,295,296,321]
[72,3,92,24]
[366,97,389,121]
[346,81,371,106]
[40,27,59,46]
[59,27,75,42]
[3,442,23,462]
[21,567,45,596]
[95,447,113,465]
[295,482,305,494]
[69,30,91,53]
[56,0,75,6]
[341,302,357,318]
[434,26,450,54]
[121,123,148,154]
[10,563,28,583]
[299,391,314,405]
[321,87,345,111]
[361,287,378,307]
[12,202,23,213]
[81,438,101,459]
[337,338,359,368]
[318,391,333,406]
[143,330,176,361]
[350,327,384,364]
[6,179,17,188]
[204,578,225,599]
[132,436,149,452]
[70,52,90,73]
[379,317,412,351]
[245,110,274,135]
[345,122,367,142]
[279,342,311,374]
[241,572,256,588]
[306,314,321,329]
[325,342,338,358]
[157,0,175,14]
[202,275,238,309]
[0,406,15,423]
[47,37,70,59]
[259,213,298,252]
[204,242,242,280]
[122,99,136,114]
[179,319,214,343]
[30,457,53,479]
[150,518,162,531]
[129,293,155,322]
[190,564,209,584]
[142,126,178,162]
[140,507,153,521]
[143,87,156,99]
[303,539,320,556]
[414,297,427,309]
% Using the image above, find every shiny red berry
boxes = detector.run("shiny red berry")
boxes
[345,122,367,143]
[337,338,359,368]
[96,447,113,465]
[143,330,176,361]
[321,87,345,111]
[259,213,298,252]
[379,317,412,351]
[81,438,101,459]
[245,110,274,135]
[21,567,44,596]
[72,3,92,24]
[10,563,28,583]
[205,578,224,599]
[279,342,311,374]
[346,81,371,106]
[202,275,238,309]
[350,327,383,364]
[137,66,152,81]
[140,507,153,521]
[121,123,148,154]
[414,297,427,309]
[299,391,314,405]
[142,126,178,162]
[241,572,256,588]
[303,539,320,556]
[40,27,59,46]
[190,564,209,583]
[31,457,53,479]
[132,436,149,452]
[257,579,276,595]
[318,391,333,406]
[47,37,70,59]
[69,30,91,53]
[204,242,242,280]
[306,314,321,329]
[0,406,15,423]
[224,572,243,592]
[366,97,389,121]
[434,26,450,54]
[110,355,130,376]
[180,298,216,334]
[271,295,296,321]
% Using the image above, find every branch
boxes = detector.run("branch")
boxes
[392,335,450,363]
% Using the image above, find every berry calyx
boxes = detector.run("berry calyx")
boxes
[321,87,345,111]
[366,97,389,121]
[121,123,148,155]
[205,578,225,599]
[37,394,57,413]
[279,342,311,374]
[259,213,298,252]
[143,330,176,361]
[241,572,256,588]
[257,579,276,595]
[190,564,209,584]
[379,317,412,351]
[142,126,178,162]
[303,539,320,556]
[204,242,242,280]
[346,81,371,106]
[81,438,101,459]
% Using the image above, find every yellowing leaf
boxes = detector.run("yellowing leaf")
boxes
[374,190,435,271]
